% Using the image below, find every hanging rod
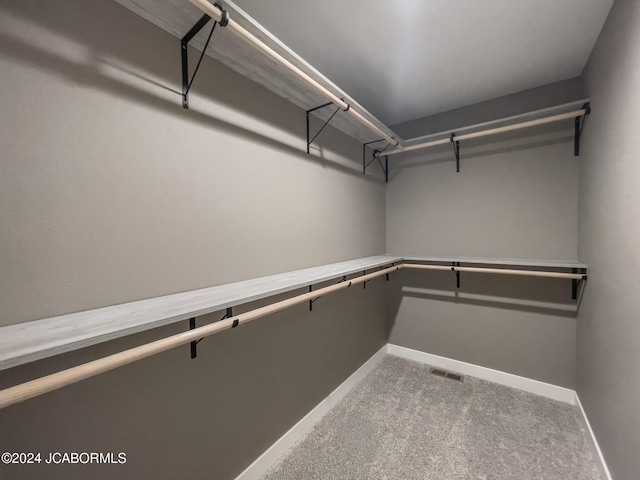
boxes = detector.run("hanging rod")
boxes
[404,264,585,280]
[0,258,588,410]
[403,99,591,145]
[186,0,400,148]
[0,265,400,410]
[380,107,590,157]
[177,1,592,162]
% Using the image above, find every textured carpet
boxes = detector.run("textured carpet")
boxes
[261,355,605,480]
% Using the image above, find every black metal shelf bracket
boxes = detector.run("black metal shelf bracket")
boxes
[181,5,229,109]
[309,276,348,311]
[189,317,198,358]
[452,262,461,288]
[574,102,591,156]
[365,264,394,288]
[450,133,460,172]
[306,102,341,154]
[363,139,385,174]
[189,307,233,359]
[363,141,392,182]
[572,268,588,300]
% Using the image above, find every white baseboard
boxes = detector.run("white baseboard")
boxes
[575,393,613,480]
[387,344,577,405]
[234,344,387,480]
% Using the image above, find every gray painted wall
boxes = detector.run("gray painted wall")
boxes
[0,1,387,479]
[577,0,640,478]
[386,111,581,387]
[2,0,633,477]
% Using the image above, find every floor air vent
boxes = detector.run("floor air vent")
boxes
[430,368,463,382]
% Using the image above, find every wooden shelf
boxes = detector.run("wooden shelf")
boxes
[401,255,587,270]
[0,255,401,372]
[0,253,587,373]
[112,0,398,145]
[399,99,591,148]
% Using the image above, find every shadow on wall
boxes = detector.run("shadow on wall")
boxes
[387,123,575,181]
[387,268,583,323]
[0,0,379,181]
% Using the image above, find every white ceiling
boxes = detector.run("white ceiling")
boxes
[232,0,613,125]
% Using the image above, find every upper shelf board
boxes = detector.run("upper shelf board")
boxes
[400,99,591,148]
[112,0,399,146]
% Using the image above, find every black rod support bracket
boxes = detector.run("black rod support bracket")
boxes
[572,268,588,300]
[306,102,340,154]
[364,265,392,288]
[363,141,393,182]
[377,154,389,183]
[180,4,228,110]
[362,139,386,175]
[451,262,461,288]
[309,276,347,311]
[574,102,591,156]
[189,307,233,359]
[189,317,198,359]
[450,133,460,172]
[181,14,214,109]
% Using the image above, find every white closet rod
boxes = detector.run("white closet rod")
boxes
[186,0,400,148]
[380,108,588,157]
[0,262,586,409]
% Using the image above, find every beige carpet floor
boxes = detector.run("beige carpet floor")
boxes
[262,355,605,480]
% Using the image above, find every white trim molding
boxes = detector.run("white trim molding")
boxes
[387,344,577,405]
[234,344,388,480]
[574,393,613,480]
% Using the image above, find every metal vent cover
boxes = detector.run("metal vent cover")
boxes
[430,367,463,382]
